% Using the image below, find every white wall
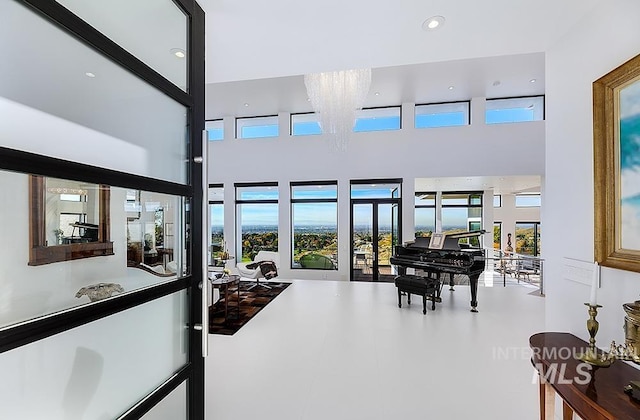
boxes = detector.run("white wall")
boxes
[208,99,545,280]
[545,0,640,346]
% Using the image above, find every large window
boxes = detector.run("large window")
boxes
[235,183,278,262]
[415,101,470,128]
[236,116,279,139]
[485,96,544,124]
[414,192,436,237]
[291,113,322,136]
[209,185,224,266]
[515,222,541,256]
[354,107,401,132]
[291,182,338,270]
[441,192,483,245]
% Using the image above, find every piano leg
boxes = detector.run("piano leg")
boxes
[448,272,455,291]
[397,288,402,308]
[469,273,479,312]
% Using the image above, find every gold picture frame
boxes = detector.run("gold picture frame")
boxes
[594,52,640,272]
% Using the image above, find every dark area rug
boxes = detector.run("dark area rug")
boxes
[209,280,291,335]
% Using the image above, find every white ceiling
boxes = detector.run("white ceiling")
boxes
[201,0,601,118]
[202,0,600,84]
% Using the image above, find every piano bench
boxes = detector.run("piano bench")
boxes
[394,275,438,315]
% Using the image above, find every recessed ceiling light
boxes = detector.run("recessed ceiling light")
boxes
[243,103,249,107]
[170,48,186,58]
[85,72,96,78]
[374,92,380,96]
[530,78,537,83]
[448,86,454,90]
[492,80,501,87]
[422,15,445,31]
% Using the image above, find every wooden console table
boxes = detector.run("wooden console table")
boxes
[530,332,640,420]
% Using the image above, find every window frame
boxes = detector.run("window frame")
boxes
[485,95,545,124]
[234,182,279,262]
[290,181,338,270]
[236,115,279,139]
[515,193,541,207]
[441,191,483,244]
[290,112,322,136]
[414,191,436,237]
[208,183,224,266]
[414,101,470,129]
[353,106,402,132]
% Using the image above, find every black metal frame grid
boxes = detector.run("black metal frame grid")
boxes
[4,0,206,418]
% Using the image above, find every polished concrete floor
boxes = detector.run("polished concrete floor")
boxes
[205,272,545,420]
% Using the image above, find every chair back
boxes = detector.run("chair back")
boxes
[254,250,280,268]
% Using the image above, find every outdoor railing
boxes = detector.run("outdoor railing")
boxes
[484,249,544,295]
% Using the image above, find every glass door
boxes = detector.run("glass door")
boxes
[378,203,400,282]
[352,203,374,281]
[0,1,206,419]
[351,201,400,282]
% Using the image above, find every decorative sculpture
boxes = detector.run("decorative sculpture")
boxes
[75,283,125,302]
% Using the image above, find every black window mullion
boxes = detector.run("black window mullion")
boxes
[0,147,191,197]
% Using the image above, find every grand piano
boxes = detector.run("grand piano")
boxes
[390,230,486,312]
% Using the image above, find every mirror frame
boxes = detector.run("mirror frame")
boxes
[28,175,114,265]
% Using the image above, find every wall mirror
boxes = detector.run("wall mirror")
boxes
[29,175,114,265]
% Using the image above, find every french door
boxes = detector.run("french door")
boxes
[0,1,205,419]
[351,200,401,282]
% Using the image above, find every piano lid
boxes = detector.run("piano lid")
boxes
[402,230,486,250]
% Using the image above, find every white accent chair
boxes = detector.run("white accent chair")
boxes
[236,250,280,290]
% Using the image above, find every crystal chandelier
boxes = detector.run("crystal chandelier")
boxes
[304,68,372,151]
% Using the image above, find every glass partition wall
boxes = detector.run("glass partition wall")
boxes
[0,1,205,419]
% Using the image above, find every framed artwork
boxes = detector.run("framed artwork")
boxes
[429,233,445,250]
[594,53,640,272]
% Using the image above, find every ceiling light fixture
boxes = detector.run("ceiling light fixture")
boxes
[85,72,96,78]
[304,68,371,151]
[422,15,445,31]
[448,86,454,90]
[243,103,249,107]
[170,48,186,58]
[530,78,537,83]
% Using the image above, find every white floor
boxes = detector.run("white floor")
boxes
[205,272,545,420]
